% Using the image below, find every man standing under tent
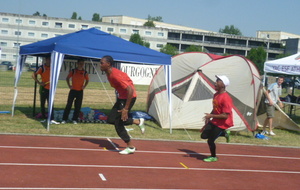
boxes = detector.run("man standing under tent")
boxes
[261,75,284,136]
[201,75,233,162]
[32,55,60,124]
[61,59,89,124]
[100,55,145,154]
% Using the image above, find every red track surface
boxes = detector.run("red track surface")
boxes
[0,134,299,189]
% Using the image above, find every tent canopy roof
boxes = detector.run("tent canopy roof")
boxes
[20,28,171,65]
[264,53,300,75]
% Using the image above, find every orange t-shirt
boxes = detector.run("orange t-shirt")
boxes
[107,68,136,99]
[68,69,89,91]
[35,65,50,90]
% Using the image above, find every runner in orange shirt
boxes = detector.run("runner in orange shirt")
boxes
[61,59,89,124]
[32,55,59,124]
[100,55,145,155]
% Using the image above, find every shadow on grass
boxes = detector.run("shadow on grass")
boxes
[178,149,207,161]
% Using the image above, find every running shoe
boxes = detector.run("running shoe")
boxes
[203,156,218,162]
[269,131,276,136]
[40,119,46,123]
[119,147,136,155]
[139,118,145,134]
[50,120,60,125]
[261,130,269,135]
[225,130,231,143]
[72,120,78,125]
[61,120,66,124]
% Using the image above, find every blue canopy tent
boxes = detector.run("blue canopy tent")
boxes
[13,28,172,131]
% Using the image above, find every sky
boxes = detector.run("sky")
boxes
[0,0,299,37]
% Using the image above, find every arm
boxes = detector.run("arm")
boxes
[277,96,283,108]
[120,85,134,121]
[204,112,229,121]
[32,72,45,87]
[66,76,71,89]
[82,79,89,90]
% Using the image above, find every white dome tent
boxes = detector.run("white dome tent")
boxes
[147,52,262,132]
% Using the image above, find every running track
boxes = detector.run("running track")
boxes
[0,134,299,189]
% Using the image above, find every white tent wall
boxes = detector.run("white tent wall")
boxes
[148,52,262,132]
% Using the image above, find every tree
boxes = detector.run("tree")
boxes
[78,16,82,20]
[146,15,163,22]
[219,25,242,36]
[42,14,47,17]
[143,20,155,27]
[33,11,41,16]
[129,33,150,48]
[71,12,77,19]
[246,46,266,75]
[275,53,291,59]
[160,44,178,56]
[184,45,204,53]
[92,13,101,22]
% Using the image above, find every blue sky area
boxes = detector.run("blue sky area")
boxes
[0,0,299,37]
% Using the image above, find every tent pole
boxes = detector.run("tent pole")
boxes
[32,56,39,117]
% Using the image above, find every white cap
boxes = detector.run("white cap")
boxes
[216,75,230,87]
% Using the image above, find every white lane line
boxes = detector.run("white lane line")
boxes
[98,173,107,181]
[106,138,119,151]
[0,145,299,160]
[0,162,299,174]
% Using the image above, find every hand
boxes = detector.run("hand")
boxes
[40,82,46,86]
[118,108,128,121]
[203,113,211,123]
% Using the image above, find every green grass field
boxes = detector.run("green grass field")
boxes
[0,71,299,147]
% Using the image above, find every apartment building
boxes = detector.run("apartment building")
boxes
[0,12,290,66]
[257,31,300,40]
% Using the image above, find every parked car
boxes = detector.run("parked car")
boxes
[0,61,13,70]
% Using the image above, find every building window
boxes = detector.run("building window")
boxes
[81,25,88,29]
[145,31,152,36]
[68,24,75,28]
[13,55,18,59]
[29,20,36,25]
[1,54,7,58]
[28,32,35,37]
[14,43,21,47]
[15,19,22,24]
[15,31,21,36]
[158,32,164,37]
[107,27,114,32]
[2,18,9,22]
[41,33,48,38]
[120,28,127,33]
[42,21,49,26]
[0,42,8,46]
[55,22,62,28]
[54,34,61,37]
[1,30,8,35]
[132,29,139,34]
[156,44,163,48]
[94,26,101,30]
